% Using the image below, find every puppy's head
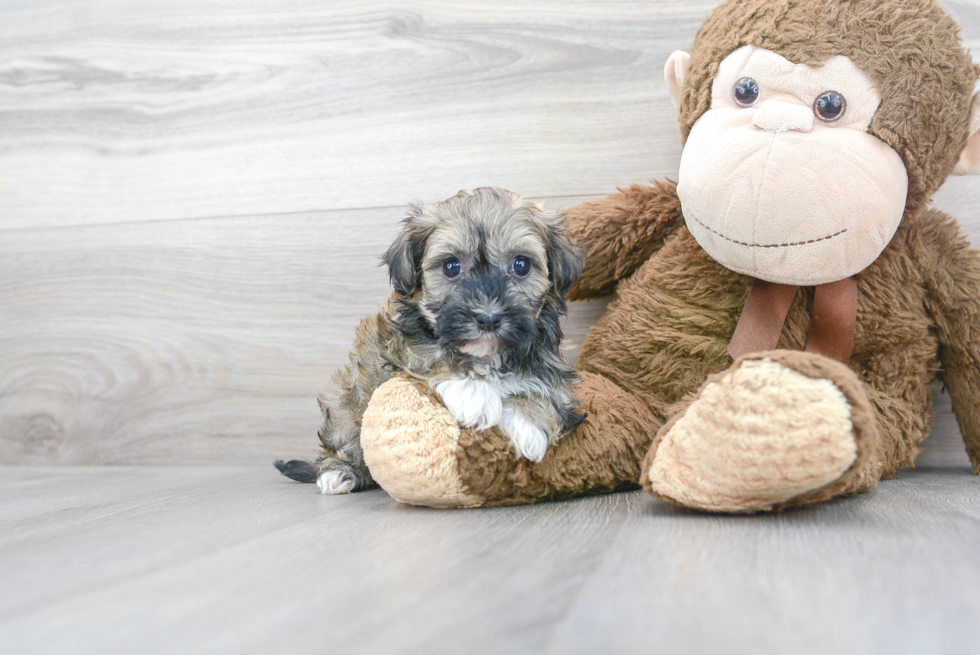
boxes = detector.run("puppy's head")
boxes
[384,187,583,358]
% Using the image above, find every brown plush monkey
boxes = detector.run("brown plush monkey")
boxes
[358,0,980,512]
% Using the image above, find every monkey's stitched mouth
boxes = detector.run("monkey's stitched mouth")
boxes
[691,216,847,248]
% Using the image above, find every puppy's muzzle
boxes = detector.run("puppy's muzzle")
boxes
[435,272,534,354]
[457,273,508,337]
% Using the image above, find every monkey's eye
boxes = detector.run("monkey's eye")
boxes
[512,256,531,277]
[733,77,760,107]
[814,91,846,122]
[442,257,462,279]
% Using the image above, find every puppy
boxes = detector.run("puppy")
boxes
[276,187,585,494]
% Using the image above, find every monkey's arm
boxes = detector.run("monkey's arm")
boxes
[916,210,980,475]
[564,180,684,300]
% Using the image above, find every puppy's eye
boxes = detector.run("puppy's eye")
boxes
[442,257,461,279]
[814,91,846,122]
[733,77,760,107]
[512,255,531,277]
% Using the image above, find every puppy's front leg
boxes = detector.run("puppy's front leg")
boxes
[498,399,553,463]
[434,378,503,431]
[435,380,555,462]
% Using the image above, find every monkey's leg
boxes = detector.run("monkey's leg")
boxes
[360,372,660,508]
[641,350,881,512]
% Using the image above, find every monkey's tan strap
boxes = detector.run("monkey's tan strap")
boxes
[728,279,799,360]
[805,276,857,364]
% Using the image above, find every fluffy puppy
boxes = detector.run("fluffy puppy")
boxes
[276,187,585,494]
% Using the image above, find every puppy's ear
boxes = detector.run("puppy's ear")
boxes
[383,205,436,296]
[543,212,584,296]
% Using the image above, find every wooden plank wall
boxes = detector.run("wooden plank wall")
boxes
[1,0,978,465]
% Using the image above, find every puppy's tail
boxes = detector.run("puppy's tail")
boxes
[274,459,317,483]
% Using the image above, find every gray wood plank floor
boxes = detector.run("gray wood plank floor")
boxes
[1,465,978,654]
[2,2,979,650]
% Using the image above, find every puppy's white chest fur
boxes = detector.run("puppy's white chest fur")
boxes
[434,377,549,463]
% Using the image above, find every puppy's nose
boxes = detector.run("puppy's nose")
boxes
[475,312,502,332]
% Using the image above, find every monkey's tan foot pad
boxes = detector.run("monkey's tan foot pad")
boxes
[641,350,879,513]
[361,372,659,508]
[361,374,484,508]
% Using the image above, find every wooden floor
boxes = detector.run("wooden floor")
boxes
[1,464,978,654]
[2,1,980,651]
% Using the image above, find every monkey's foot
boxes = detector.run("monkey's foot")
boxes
[641,350,879,513]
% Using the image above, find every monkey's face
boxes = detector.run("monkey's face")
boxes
[676,46,909,285]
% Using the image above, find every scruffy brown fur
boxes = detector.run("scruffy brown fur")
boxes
[358,0,980,509]
[277,187,584,492]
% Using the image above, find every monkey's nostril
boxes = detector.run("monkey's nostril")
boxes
[475,313,502,332]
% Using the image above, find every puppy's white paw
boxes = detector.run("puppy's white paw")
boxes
[435,378,502,431]
[317,469,355,495]
[499,406,550,463]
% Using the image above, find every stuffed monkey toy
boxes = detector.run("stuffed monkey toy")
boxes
[359,0,980,512]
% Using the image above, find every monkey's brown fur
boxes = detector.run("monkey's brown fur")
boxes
[570,185,980,477]
[359,0,980,509]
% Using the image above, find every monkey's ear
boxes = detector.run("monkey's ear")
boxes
[664,51,691,110]
[546,214,585,296]
[953,92,980,176]
[383,208,434,296]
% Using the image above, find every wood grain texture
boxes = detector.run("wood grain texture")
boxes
[0,0,978,465]
[1,0,972,230]
[0,465,977,654]
[0,0,715,229]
